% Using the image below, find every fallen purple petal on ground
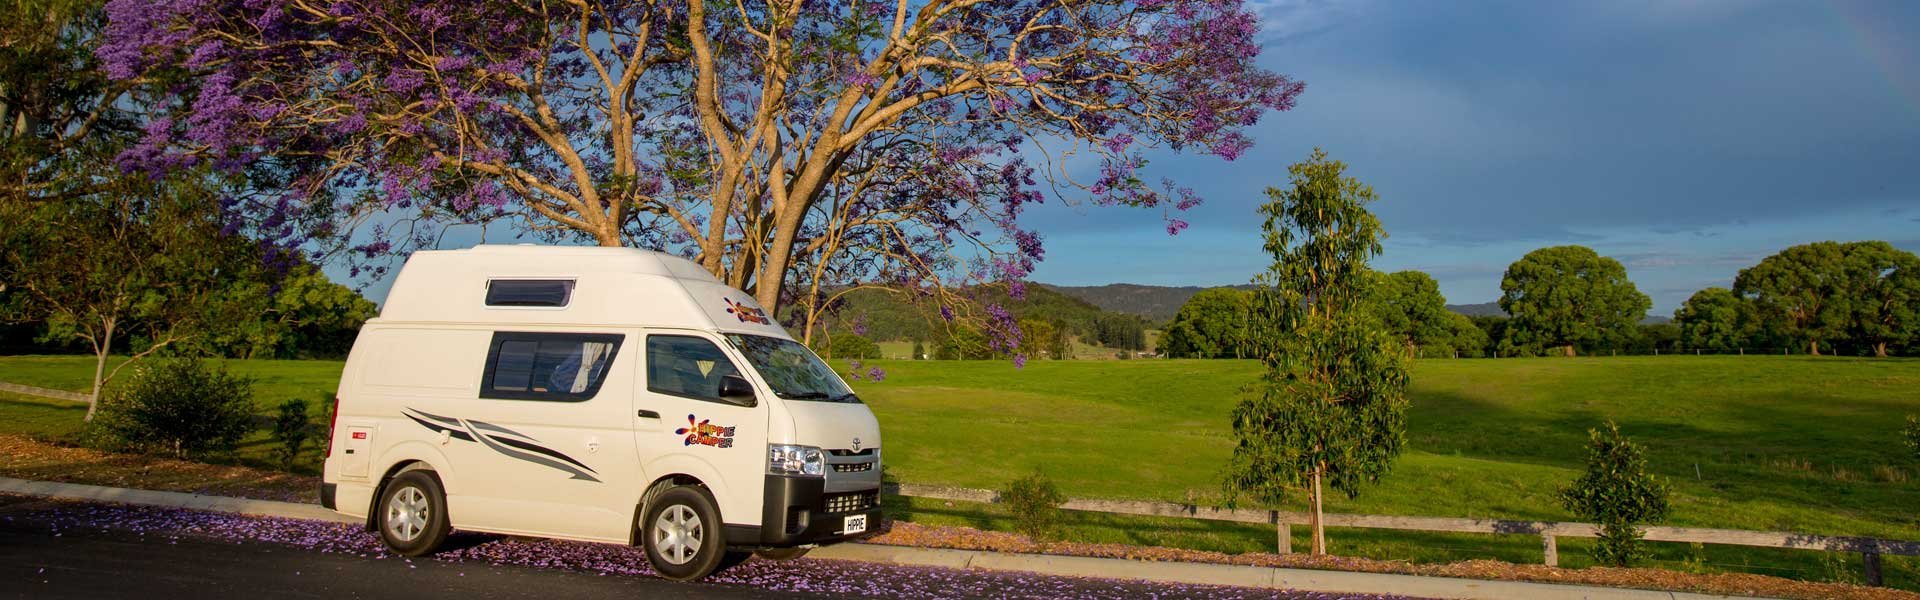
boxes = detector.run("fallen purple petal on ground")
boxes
[18,501,1414,600]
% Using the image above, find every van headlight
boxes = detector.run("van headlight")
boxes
[768,444,825,476]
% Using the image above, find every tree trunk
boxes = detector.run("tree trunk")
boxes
[1874,342,1888,358]
[1809,339,1820,356]
[85,319,114,422]
[1309,465,1327,555]
[1563,344,1575,357]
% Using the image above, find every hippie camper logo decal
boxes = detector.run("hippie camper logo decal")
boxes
[723,297,771,325]
[676,414,736,448]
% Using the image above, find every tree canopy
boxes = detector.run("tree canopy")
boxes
[99,0,1307,357]
[1730,241,1920,356]
[1160,287,1251,358]
[1371,270,1453,355]
[1672,287,1744,352]
[1498,245,1650,357]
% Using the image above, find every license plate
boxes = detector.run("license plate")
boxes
[842,514,868,535]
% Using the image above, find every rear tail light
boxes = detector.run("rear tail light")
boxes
[324,396,340,457]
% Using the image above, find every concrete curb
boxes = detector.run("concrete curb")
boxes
[0,477,1767,600]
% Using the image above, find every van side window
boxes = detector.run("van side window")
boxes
[485,280,575,307]
[481,332,623,402]
[646,335,747,405]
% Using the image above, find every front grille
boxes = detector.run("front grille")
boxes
[828,448,875,457]
[832,462,874,473]
[824,490,878,514]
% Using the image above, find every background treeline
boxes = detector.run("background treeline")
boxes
[1159,241,1920,359]
[796,285,1150,360]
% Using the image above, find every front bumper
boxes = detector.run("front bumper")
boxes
[726,474,882,548]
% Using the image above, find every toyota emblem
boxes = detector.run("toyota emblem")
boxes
[851,437,862,451]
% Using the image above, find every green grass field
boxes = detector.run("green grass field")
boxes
[2,354,1916,586]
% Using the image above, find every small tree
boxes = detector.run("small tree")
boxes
[910,340,926,361]
[270,398,315,471]
[1561,421,1671,567]
[94,359,256,459]
[1227,149,1410,555]
[0,184,262,421]
[827,334,881,360]
[1002,471,1068,542]
[1904,415,1920,464]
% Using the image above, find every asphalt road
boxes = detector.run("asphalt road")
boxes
[0,496,1368,600]
[2,512,809,600]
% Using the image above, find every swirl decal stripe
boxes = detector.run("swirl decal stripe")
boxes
[402,407,598,483]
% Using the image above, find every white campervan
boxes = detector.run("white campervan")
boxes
[320,245,882,580]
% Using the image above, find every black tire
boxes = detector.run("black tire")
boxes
[376,470,450,557]
[641,485,728,581]
[754,547,811,561]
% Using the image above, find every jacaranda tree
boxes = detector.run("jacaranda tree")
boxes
[100,0,1305,352]
[1227,148,1409,555]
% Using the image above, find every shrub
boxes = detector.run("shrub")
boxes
[94,359,256,460]
[1560,421,1670,567]
[270,397,317,471]
[1905,415,1920,464]
[1002,471,1068,541]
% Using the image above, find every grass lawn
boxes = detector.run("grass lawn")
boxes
[2,353,1916,587]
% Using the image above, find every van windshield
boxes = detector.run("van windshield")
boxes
[723,334,858,403]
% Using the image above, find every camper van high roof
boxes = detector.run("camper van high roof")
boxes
[378,245,785,337]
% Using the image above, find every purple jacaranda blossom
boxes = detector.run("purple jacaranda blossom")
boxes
[97,0,1303,368]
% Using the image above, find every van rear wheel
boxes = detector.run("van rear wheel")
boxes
[377,470,450,556]
[642,485,727,581]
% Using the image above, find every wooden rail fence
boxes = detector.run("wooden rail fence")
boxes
[0,381,89,403]
[884,483,1917,586]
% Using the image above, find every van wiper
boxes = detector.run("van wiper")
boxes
[781,391,832,400]
[831,393,859,403]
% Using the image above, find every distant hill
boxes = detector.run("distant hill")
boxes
[1044,283,1255,323]
[1447,302,1505,317]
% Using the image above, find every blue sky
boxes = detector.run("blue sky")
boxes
[1027,0,1920,313]
[339,1,1920,314]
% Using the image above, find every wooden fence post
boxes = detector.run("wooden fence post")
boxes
[1542,535,1559,567]
[1864,551,1883,587]
[1278,519,1292,554]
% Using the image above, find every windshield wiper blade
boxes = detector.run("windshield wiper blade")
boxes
[782,391,832,399]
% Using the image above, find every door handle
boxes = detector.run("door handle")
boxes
[637,409,660,419]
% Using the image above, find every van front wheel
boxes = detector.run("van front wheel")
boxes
[377,470,450,556]
[642,486,727,581]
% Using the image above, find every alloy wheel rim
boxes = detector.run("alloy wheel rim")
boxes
[386,486,429,542]
[653,504,703,565]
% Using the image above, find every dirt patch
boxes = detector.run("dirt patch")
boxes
[1,433,1905,600]
[0,434,316,503]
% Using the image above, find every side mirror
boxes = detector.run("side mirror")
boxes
[718,374,755,403]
